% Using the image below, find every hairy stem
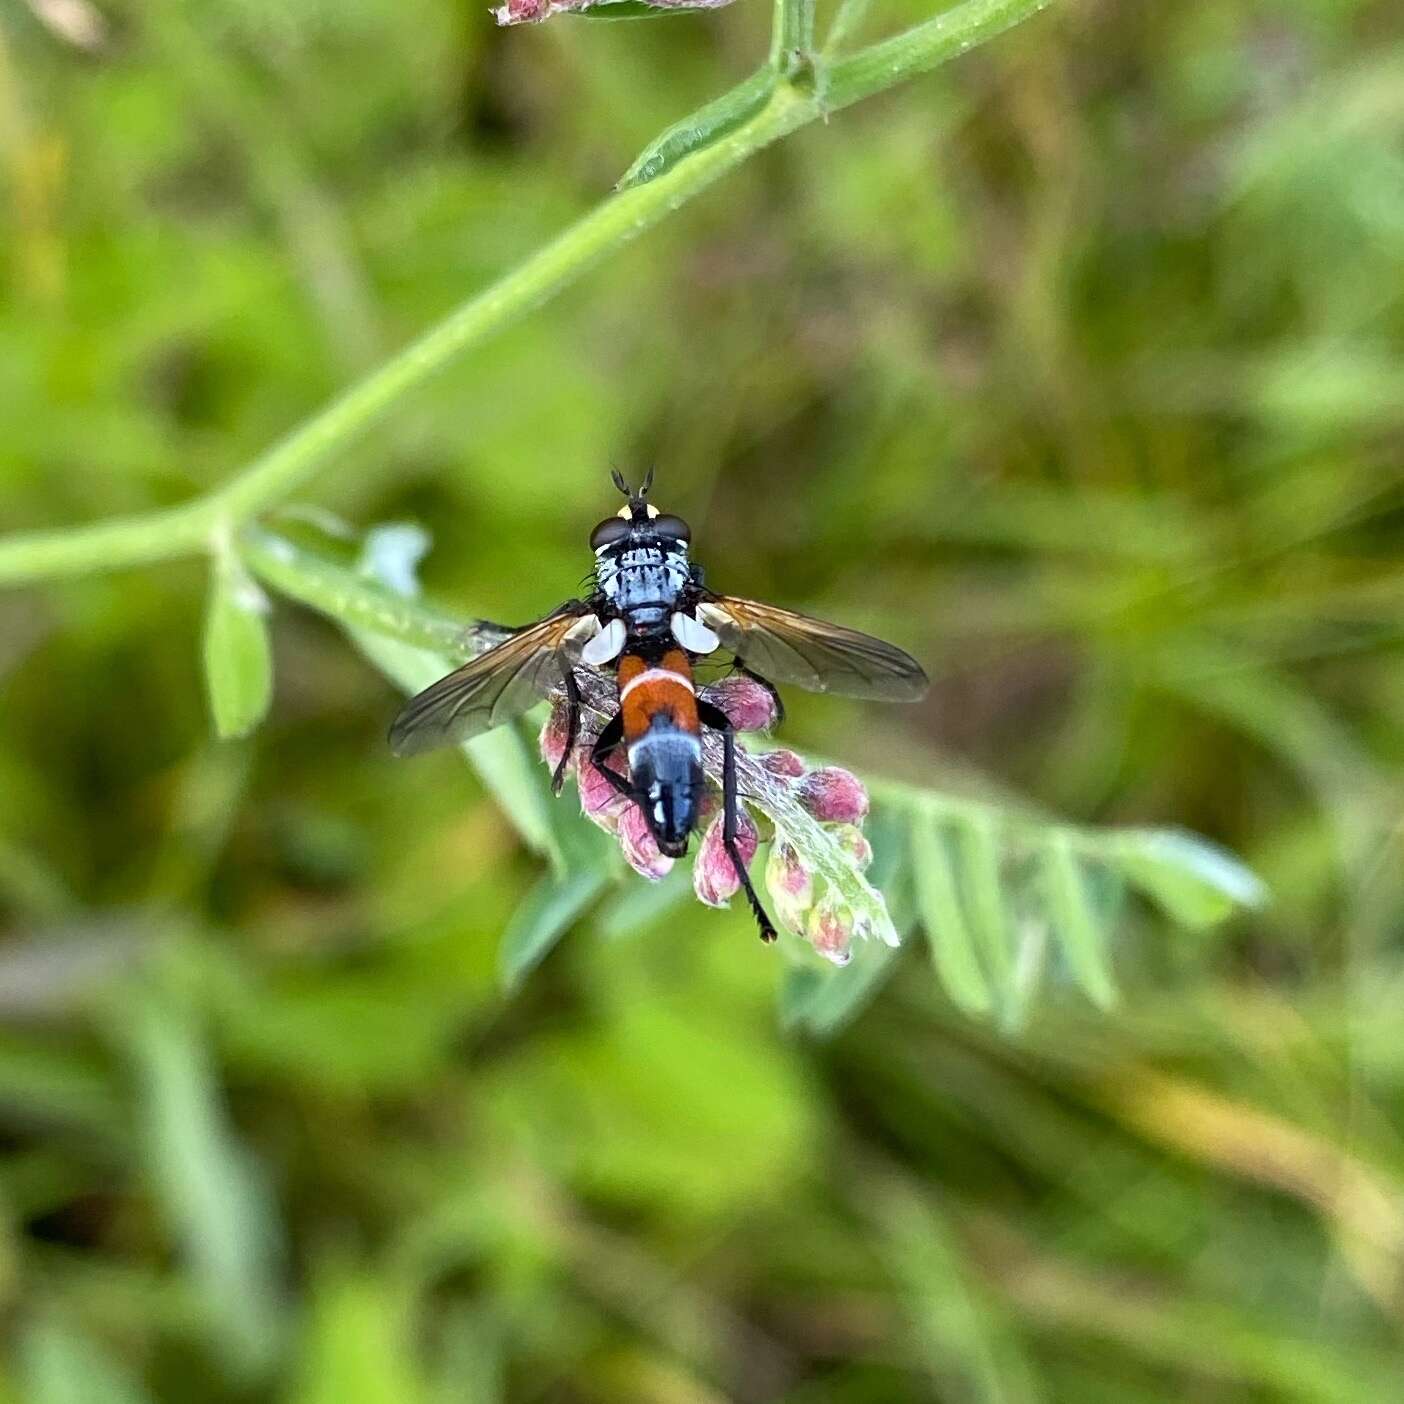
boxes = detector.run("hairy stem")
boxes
[0,0,1053,589]
[771,0,816,71]
[239,528,490,660]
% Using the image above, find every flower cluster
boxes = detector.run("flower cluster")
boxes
[539,674,876,965]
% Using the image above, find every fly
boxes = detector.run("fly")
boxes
[388,469,929,943]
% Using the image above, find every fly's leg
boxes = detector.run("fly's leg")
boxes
[552,662,582,795]
[732,658,785,725]
[698,699,777,944]
[588,711,634,803]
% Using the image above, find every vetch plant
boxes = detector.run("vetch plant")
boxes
[242,520,1264,1031]
[0,0,1268,1030]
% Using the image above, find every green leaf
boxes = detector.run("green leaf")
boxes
[779,937,900,1035]
[202,547,272,740]
[618,68,776,189]
[1041,834,1117,1009]
[869,1183,1040,1401]
[124,989,282,1370]
[499,869,607,993]
[465,722,570,879]
[596,863,692,940]
[999,917,1048,1036]
[1115,827,1269,929]
[19,1319,156,1404]
[911,809,991,1015]
[957,813,1013,991]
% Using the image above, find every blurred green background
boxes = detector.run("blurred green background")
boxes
[3,0,1404,1398]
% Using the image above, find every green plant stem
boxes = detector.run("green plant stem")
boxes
[771,0,816,70]
[822,0,1050,108]
[0,0,1053,590]
[821,0,876,62]
[239,528,481,660]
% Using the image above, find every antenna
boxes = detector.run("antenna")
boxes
[610,468,631,497]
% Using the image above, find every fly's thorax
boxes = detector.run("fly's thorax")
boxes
[594,535,690,626]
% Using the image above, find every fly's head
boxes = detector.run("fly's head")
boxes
[590,468,692,604]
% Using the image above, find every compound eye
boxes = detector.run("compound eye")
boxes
[590,516,631,551]
[652,513,691,544]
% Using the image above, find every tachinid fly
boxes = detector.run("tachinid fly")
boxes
[389,469,928,942]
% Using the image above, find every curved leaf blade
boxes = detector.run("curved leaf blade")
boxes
[203,551,272,740]
[618,69,776,189]
[1041,834,1116,1009]
[911,810,991,1014]
[957,813,1013,993]
[499,869,607,993]
[1115,827,1269,929]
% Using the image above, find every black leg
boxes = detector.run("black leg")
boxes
[733,657,785,725]
[553,662,582,795]
[698,700,777,943]
[589,712,634,803]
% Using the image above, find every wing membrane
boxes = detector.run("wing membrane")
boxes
[389,606,590,757]
[699,596,927,701]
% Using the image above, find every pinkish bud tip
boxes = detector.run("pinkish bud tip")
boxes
[703,676,778,734]
[493,0,548,23]
[797,767,869,825]
[764,838,816,937]
[539,707,572,776]
[760,749,806,779]
[692,811,758,908]
[618,804,674,880]
[830,823,874,870]
[578,756,629,832]
[807,893,855,966]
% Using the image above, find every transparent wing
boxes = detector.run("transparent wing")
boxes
[698,596,928,701]
[388,605,591,757]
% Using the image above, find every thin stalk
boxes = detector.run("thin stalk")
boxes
[239,528,484,660]
[822,0,1051,109]
[821,0,876,62]
[0,0,1054,589]
[771,0,816,71]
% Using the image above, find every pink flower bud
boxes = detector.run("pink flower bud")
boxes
[830,823,873,870]
[493,0,548,22]
[702,676,778,733]
[764,838,815,937]
[760,749,806,779]
[797,767,869,825]
[692,810,759,908]
[618,804,674,880]
[806,891,855,966]
[578,758,629,832]
[539,705,572,778]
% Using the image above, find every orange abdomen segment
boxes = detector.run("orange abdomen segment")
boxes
[617,648,699,743]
